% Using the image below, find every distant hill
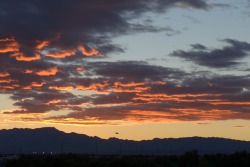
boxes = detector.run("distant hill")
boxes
[0,127,250,155]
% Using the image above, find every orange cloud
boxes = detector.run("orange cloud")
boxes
[78,44,103,57]
[35,67,59,76]
[133,93,221,103]
[211,101,250,105]
[1,37,42,61]
[132,93,181,102]
[49,85,74,90]
[114,81,146,88]
[0,38,51,61]
[24,70,33,74]
[22,86,32,90]
[11,52,41,61]
[89,81,109,91]
[46,99,62,105]
[113,86,150,93]
[45,49,76,59]
[0,79,15,83]
[76,81,109,92]
[23,82,46,90]
[76,85,92,91]
[1,84,20,90]
[36,40,50,50]
[112,81,150,93]
[31,82,46,87]
[171,108,241,121]
[76,67,86,71]
[0,38,19,53]
[152,81,167,85]
[0,72,10,77]
[1,38,104,62]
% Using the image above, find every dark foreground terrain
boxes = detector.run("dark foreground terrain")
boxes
[3,151,250,167]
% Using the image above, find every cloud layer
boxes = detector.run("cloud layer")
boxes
[2,60,250,124]
[1,0,250,125]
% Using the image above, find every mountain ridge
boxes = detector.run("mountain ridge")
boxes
[1,127,250,155]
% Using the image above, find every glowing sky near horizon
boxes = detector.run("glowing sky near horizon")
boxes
[0,0,250,141]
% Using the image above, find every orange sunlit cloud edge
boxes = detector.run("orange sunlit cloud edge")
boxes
[0,37,103,61]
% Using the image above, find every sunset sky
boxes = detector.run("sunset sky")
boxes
[1,0,250,141]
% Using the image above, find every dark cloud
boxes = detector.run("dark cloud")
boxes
[87,61,186,81]
[190,44,207,50]
[0,0,214,57]
[92,92,137,105]
[4,90,76,113]
[171,39,250,68]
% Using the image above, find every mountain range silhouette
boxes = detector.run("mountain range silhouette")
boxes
[1,127,250,155]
